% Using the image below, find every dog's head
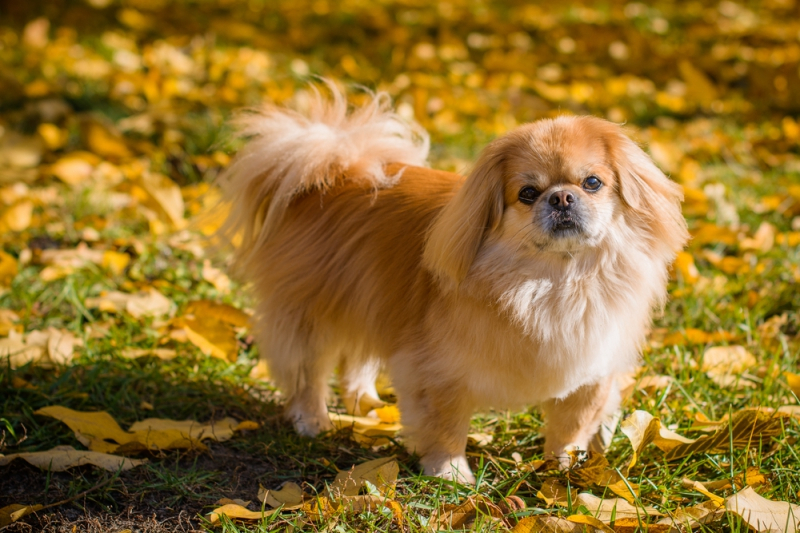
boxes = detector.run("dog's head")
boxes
[423,116,689,285]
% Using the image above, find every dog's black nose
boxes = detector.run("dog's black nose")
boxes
[548,190,574,210]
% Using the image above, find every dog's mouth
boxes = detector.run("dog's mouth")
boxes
[548,212,581,234]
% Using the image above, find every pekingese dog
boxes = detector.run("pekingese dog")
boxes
[219,83,688,483]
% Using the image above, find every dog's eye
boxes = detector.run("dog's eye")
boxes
[582,176,602,191]
[518,186,539,205]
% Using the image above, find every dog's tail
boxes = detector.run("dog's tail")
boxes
[217,81,430,273]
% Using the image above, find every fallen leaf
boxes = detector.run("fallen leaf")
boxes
[740,222,776,253]
[430,495,505,530]
[35,405,254,454]
[785,372,800,397]
[511,515,586,533]
[139,172,186,229]
[328,412,402,447]
[101,250,131,275]
[657,501,725,531]
[85,288,173,318]
[0,504,44,528]
[259,481,306,510]
[119,348,177,360]
[208,503,276,525]
[702,345,757,388]
[673,252,699,284]
[0,200,33,232]
[0,251,18,287]
[0,327,82,368]
[619,411,695,469]
[327,457,399,498]
[574,493,661,522]
[725,486,800,533]
[202,260,231,293]
[467,432,494,446]
[537,479,577,507]
[566,514,614,533]
[0,444,145,471]
[50,152,97,185]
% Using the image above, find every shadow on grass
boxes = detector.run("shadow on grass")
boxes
[1,354,410,532]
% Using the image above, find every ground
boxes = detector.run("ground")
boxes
[1,0,800,532]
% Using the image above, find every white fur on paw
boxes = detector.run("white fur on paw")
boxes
[287,407,333,437]
[422,454,475,484]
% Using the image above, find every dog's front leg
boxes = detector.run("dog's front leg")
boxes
[541,375,620,467]
[398,382,476,484]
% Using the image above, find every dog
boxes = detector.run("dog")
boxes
[218,83,688,483]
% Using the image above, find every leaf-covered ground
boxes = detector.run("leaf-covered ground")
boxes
[1,1,800,532]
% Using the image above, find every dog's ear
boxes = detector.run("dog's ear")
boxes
[423,140,506,286]
[612,132,689,255]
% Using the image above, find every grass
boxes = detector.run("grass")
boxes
[2,0,800,531]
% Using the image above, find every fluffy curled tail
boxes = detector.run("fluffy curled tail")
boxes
[218,81,430,273]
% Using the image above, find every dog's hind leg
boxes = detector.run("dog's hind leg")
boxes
[256,312,334,437]
[339,357,387,416]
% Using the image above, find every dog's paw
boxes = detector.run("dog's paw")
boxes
[286,404,333,437]
[421,454,476,484]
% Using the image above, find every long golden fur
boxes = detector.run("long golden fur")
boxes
[219,83,688,483]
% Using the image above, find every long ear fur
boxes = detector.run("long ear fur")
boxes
[423,139,506,286]
[612,133,689,256]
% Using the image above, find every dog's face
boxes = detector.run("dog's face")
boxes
[500,119,623,253]
[423,116,688,284]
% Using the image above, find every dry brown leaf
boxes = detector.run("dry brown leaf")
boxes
[430,495,505,530]
[50,152,98,185]
[725,486,800,533]
[537,479,577,507]
[467,432,494,447]
[0,504,44,528]
[740,222,776,253]
[0,444,146,471]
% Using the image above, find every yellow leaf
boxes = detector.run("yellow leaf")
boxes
[785,372,800,397]
[208,503,277,524]
[725,486,800,533]
[328,412,402,447]
[567,514,615,533]
[673,252,699,283]
[35,405,252,454]
[0,251,18,287]
[681,478,725,504]
[512,515,585,533]
[37,123,66,150]
[327,457,399,498]
[120,348,177,360]
[678,60,718,107]
[0,504,44,528]
[184,300,250,328]
[537,479,576,507]
[101,251,130,275]
[0,444,145,471]
[0,328,82,368]
[50,152,98,185]
[739,222,776,253]
[84,120,131,159]
[181,315,238,361]
[0,200,33,232]
[430,495,504,530]
[139,172,185,229]
[620,411,695,469]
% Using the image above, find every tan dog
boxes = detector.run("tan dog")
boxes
[219,85,688,483]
